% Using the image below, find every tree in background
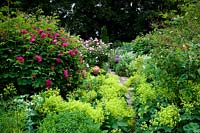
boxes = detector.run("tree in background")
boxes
[1,0,196,42]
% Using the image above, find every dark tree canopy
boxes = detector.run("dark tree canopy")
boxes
[1,0,188,41]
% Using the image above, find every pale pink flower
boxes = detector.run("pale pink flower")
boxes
[52,39,57,44]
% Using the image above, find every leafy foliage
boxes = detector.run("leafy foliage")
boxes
[126,1,200,132]
[0,13,84,96]
[150,104,180,130]
[183,122,200,133]
[0,107,26,133]
[0,93,36,133]
[68,74,135,132]
[0,83,17,100]
[114,52,137,77]
[1,0,182,42]
[1,1,200,133]
[38,110,102,133]
[121,37,154,55]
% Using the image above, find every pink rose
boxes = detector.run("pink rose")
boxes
[63,69,69,78]
[21,29,28,34]
[38,29,44,34]
[56,58,61,63]
[29,37,35,43]
[45,79,52,89]
[35,55,42,62]
[62,42,68,47]
[16,56,24,62]
[68,50,75,56]
[54,33,60,37]
[61,37,65,42]
[52,39,57,44]
[41,33,47,38]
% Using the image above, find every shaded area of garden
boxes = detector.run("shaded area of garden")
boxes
[0,1,200,133]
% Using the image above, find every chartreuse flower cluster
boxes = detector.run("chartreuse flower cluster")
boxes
[98,97,134,120]
[38,110,102,133]
[99,74,127,100]
[150,104,180,128]
[32,73,135,132]
[0,83,17,99]
[68,74,135,131]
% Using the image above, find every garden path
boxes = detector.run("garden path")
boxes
[109,70,133,107]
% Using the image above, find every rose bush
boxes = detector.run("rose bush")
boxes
[0,13,84,96]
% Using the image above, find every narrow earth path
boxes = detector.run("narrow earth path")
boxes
[109,70,133,106]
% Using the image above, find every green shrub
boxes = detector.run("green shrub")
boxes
[103,97,135,123]
[96,97,135,132]
[65,100,104,124]
[100,26,109,43]
[127,61,200,132]
[0,95,30,133]
[127,2,200,132]
[98,75,128,100]
[110,41,123,49]
[0,109,26,133]
[71,74,128,102]
[114,52,137,76]
[150,104,180,131]
[68,74,135,132]
[28,73,135,132]
[0,83,17,100]
[67,88,98,103]
[33,90,104,124]
[38,110,102,133]
[122,36,154,55]
[35,95,66,115]
[78,73,106,91]
[0,13,84,96]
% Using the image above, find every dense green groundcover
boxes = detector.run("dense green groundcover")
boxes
[124,1,200,132]
[0,1,200,133]
[38,110,102,133]
[0,74,135,132]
